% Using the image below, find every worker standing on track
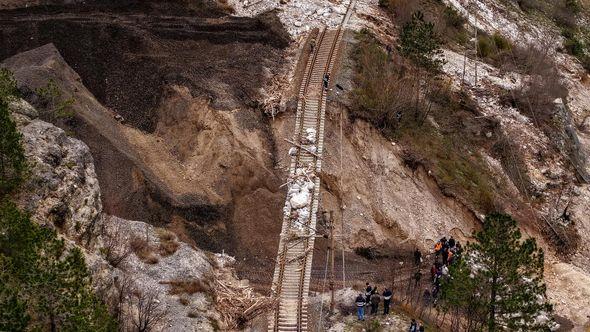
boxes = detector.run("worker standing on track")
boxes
[355,293,366,321]
[382,288,392,315]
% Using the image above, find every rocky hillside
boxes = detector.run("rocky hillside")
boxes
[2,0,590,330]
[9,99,268,331]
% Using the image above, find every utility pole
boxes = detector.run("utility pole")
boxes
[328,211,336,313]
[474,0,478,87]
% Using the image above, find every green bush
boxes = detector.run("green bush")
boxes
[565,0,581,14]
[35,79,76,121]
[493,32,512,51]
[478,36,494,58]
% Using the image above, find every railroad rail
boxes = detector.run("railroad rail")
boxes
[268,2,356,330]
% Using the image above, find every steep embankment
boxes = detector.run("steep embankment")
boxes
[9,99,268,330]
[0,0,293,289]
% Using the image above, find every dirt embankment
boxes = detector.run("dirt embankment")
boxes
[0,1,289,132]
[1,0,290,288]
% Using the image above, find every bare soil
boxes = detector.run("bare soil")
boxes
[1,0,292,288]
[0,0,289,132]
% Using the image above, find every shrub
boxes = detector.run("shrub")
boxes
[517,0,545,12]
[155,228,180,256]
[35,79,76,122]
[565,0,581,13]
[163,278,210,295]
[351,31,419,136]
[443,6,466,29]
[130,237,159,264]
[492,32,512,51]
[477,32,512,59]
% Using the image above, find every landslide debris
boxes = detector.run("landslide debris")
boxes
[0,0,290,132]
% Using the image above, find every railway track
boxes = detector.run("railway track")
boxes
[268,23,347,332]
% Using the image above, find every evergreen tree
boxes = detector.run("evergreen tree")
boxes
[440,259,487,330]
[0,69,27,197]
[0,68,18,102]
[0,201,117,331]
[399,11,445,71]
[441,213,554,331]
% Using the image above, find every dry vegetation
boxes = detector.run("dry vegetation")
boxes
[131,237,159,264]
[351,31,506,213]
[162,278,212,295]
[514,0,590,70]
[155,228,180,256]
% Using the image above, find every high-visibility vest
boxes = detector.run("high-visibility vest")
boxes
[434,242,442,252]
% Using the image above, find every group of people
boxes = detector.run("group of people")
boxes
[351,237,463,328]
[429,236,462,300]
[354,283,393,321]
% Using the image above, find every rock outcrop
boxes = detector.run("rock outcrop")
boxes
[10,103,251,331]
[18,119,102,241]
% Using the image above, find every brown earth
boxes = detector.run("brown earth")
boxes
[0,0,289,132]
[0,0,292,289]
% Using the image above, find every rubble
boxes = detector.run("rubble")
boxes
[227,0,352,36]
[284,165,317,231]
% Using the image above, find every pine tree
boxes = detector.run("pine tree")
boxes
[0,69,27,197]
[0,257,29,331]
[0,201,117,331]
[442,213,554,331]
[399,11,445,71]
[0,68,18,102]
[440,259,487,330]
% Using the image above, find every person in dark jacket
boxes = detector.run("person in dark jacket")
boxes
[355,293,366,320]
[414,270,422,287]
[409,319,418,332]
[448,237,456,248]
[370,292,380,314]
[382,288,392,315]
[414,248,422,266]
[441,247,449,265]
[365,282,373,304]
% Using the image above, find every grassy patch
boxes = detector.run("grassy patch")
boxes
[477,32,512,60]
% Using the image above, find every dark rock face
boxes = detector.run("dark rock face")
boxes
[0,0,289,132]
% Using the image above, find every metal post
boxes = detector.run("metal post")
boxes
[329,211,336,313]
